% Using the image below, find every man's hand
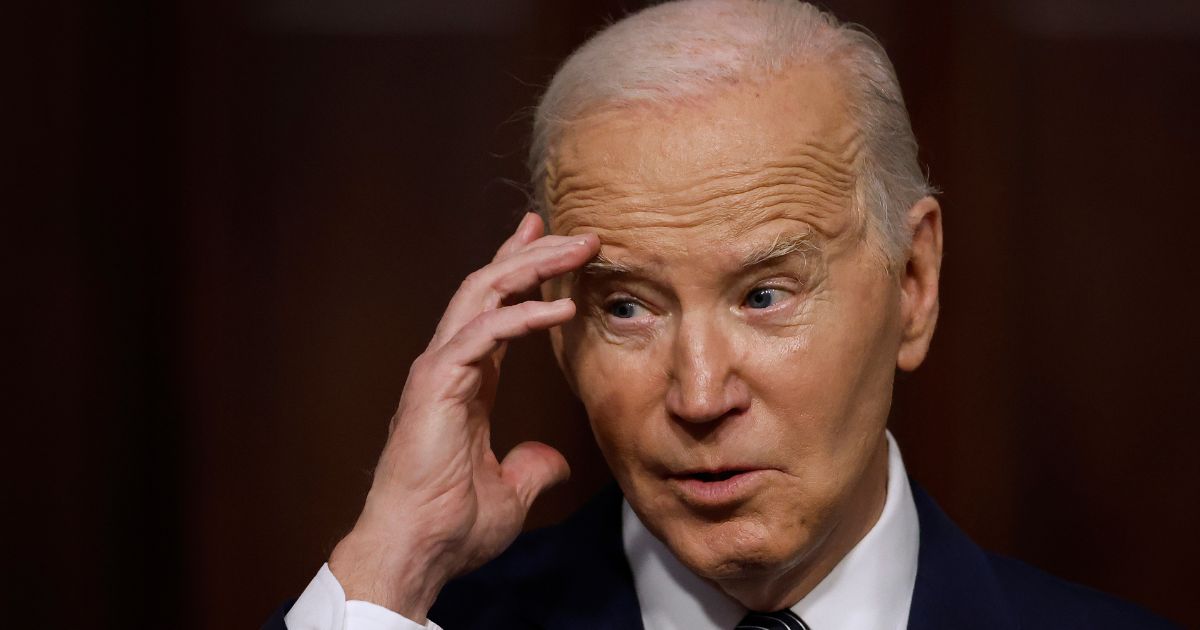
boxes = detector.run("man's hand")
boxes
[327,213,598,622]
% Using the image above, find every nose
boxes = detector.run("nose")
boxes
[664,313,750,424]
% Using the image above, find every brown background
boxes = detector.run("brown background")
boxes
[13,0,1200,628]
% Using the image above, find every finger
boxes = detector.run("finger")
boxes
[484,239,596,306]
[509,234,585,254]
[500,441,570,510]
[439,298,576,367]
[431,236,597,348]
[490,234,591,277]
[492,213,542,262]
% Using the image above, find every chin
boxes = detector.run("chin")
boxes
[661,511,815,582]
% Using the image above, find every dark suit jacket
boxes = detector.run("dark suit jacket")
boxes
[264,481,1178,629]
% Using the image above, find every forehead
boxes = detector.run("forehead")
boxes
[545,63,862,261]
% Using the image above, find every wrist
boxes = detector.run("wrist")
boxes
[329,528,453,622]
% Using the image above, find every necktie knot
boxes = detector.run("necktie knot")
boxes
[735,609,811,630]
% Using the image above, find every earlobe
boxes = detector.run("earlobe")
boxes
[896,196,943,372]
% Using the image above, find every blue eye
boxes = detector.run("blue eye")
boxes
[607,300,644,319]
[745,288,781,309]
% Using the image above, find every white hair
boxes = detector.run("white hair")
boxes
[529,0,934,266]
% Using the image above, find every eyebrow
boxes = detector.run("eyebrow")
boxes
[579,252,638,276]
[737,232,821,269]
[578,232,821,279]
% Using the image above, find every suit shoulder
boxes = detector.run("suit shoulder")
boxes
[441,482,622,593]
[453,517,580,588]
[429,484,634,628]
[985,552,1180,629]
[908,481,1180,629]
[430,514,584,625]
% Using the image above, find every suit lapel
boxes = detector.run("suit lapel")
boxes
[906,481,1018,630]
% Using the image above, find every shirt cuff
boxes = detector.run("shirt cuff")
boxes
[284,563,441,630]
[347,600,442,630]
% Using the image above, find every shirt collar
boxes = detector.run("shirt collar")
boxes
[621,430,920,630]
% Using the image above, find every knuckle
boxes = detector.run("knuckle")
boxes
[516,300,543,316]
[403,356,434,390]
[470,309,501,331]
[496,239,518,258]
[463,269,504,305]
[460,270,486,291]
[408,352,432,374]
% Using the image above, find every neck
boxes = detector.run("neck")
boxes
[714,435,891,611]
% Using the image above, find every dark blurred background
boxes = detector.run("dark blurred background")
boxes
[12,0,1200,627]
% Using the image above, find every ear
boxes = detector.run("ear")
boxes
[896,196,943,372]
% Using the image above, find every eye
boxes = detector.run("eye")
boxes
[744,287,784,309]
[607,299,648,319]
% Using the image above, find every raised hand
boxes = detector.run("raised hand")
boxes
[327,213,599,622]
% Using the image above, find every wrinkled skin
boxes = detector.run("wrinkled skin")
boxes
[544,64,942,609]
[328,61,941,620]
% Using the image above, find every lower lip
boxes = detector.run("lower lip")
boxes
[669,469,771,508]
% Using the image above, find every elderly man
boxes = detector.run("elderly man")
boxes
[266,1,1174,628]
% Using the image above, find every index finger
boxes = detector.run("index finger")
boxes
[429,234,599,350]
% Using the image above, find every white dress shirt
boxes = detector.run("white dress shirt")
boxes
[284,563,442,630]
[286,431,919,630]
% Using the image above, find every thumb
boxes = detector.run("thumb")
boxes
[500,441,570,511]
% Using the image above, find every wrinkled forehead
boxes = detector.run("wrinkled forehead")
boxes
[543,63,864,260]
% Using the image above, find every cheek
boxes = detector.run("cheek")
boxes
[736,275,899,474]
[566,330,666,465]
[818,270,903,424]
[741,330,819,414]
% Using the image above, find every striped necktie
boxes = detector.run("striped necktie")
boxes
[735,609,811,630]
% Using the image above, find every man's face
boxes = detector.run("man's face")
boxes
[546,65,910,600]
